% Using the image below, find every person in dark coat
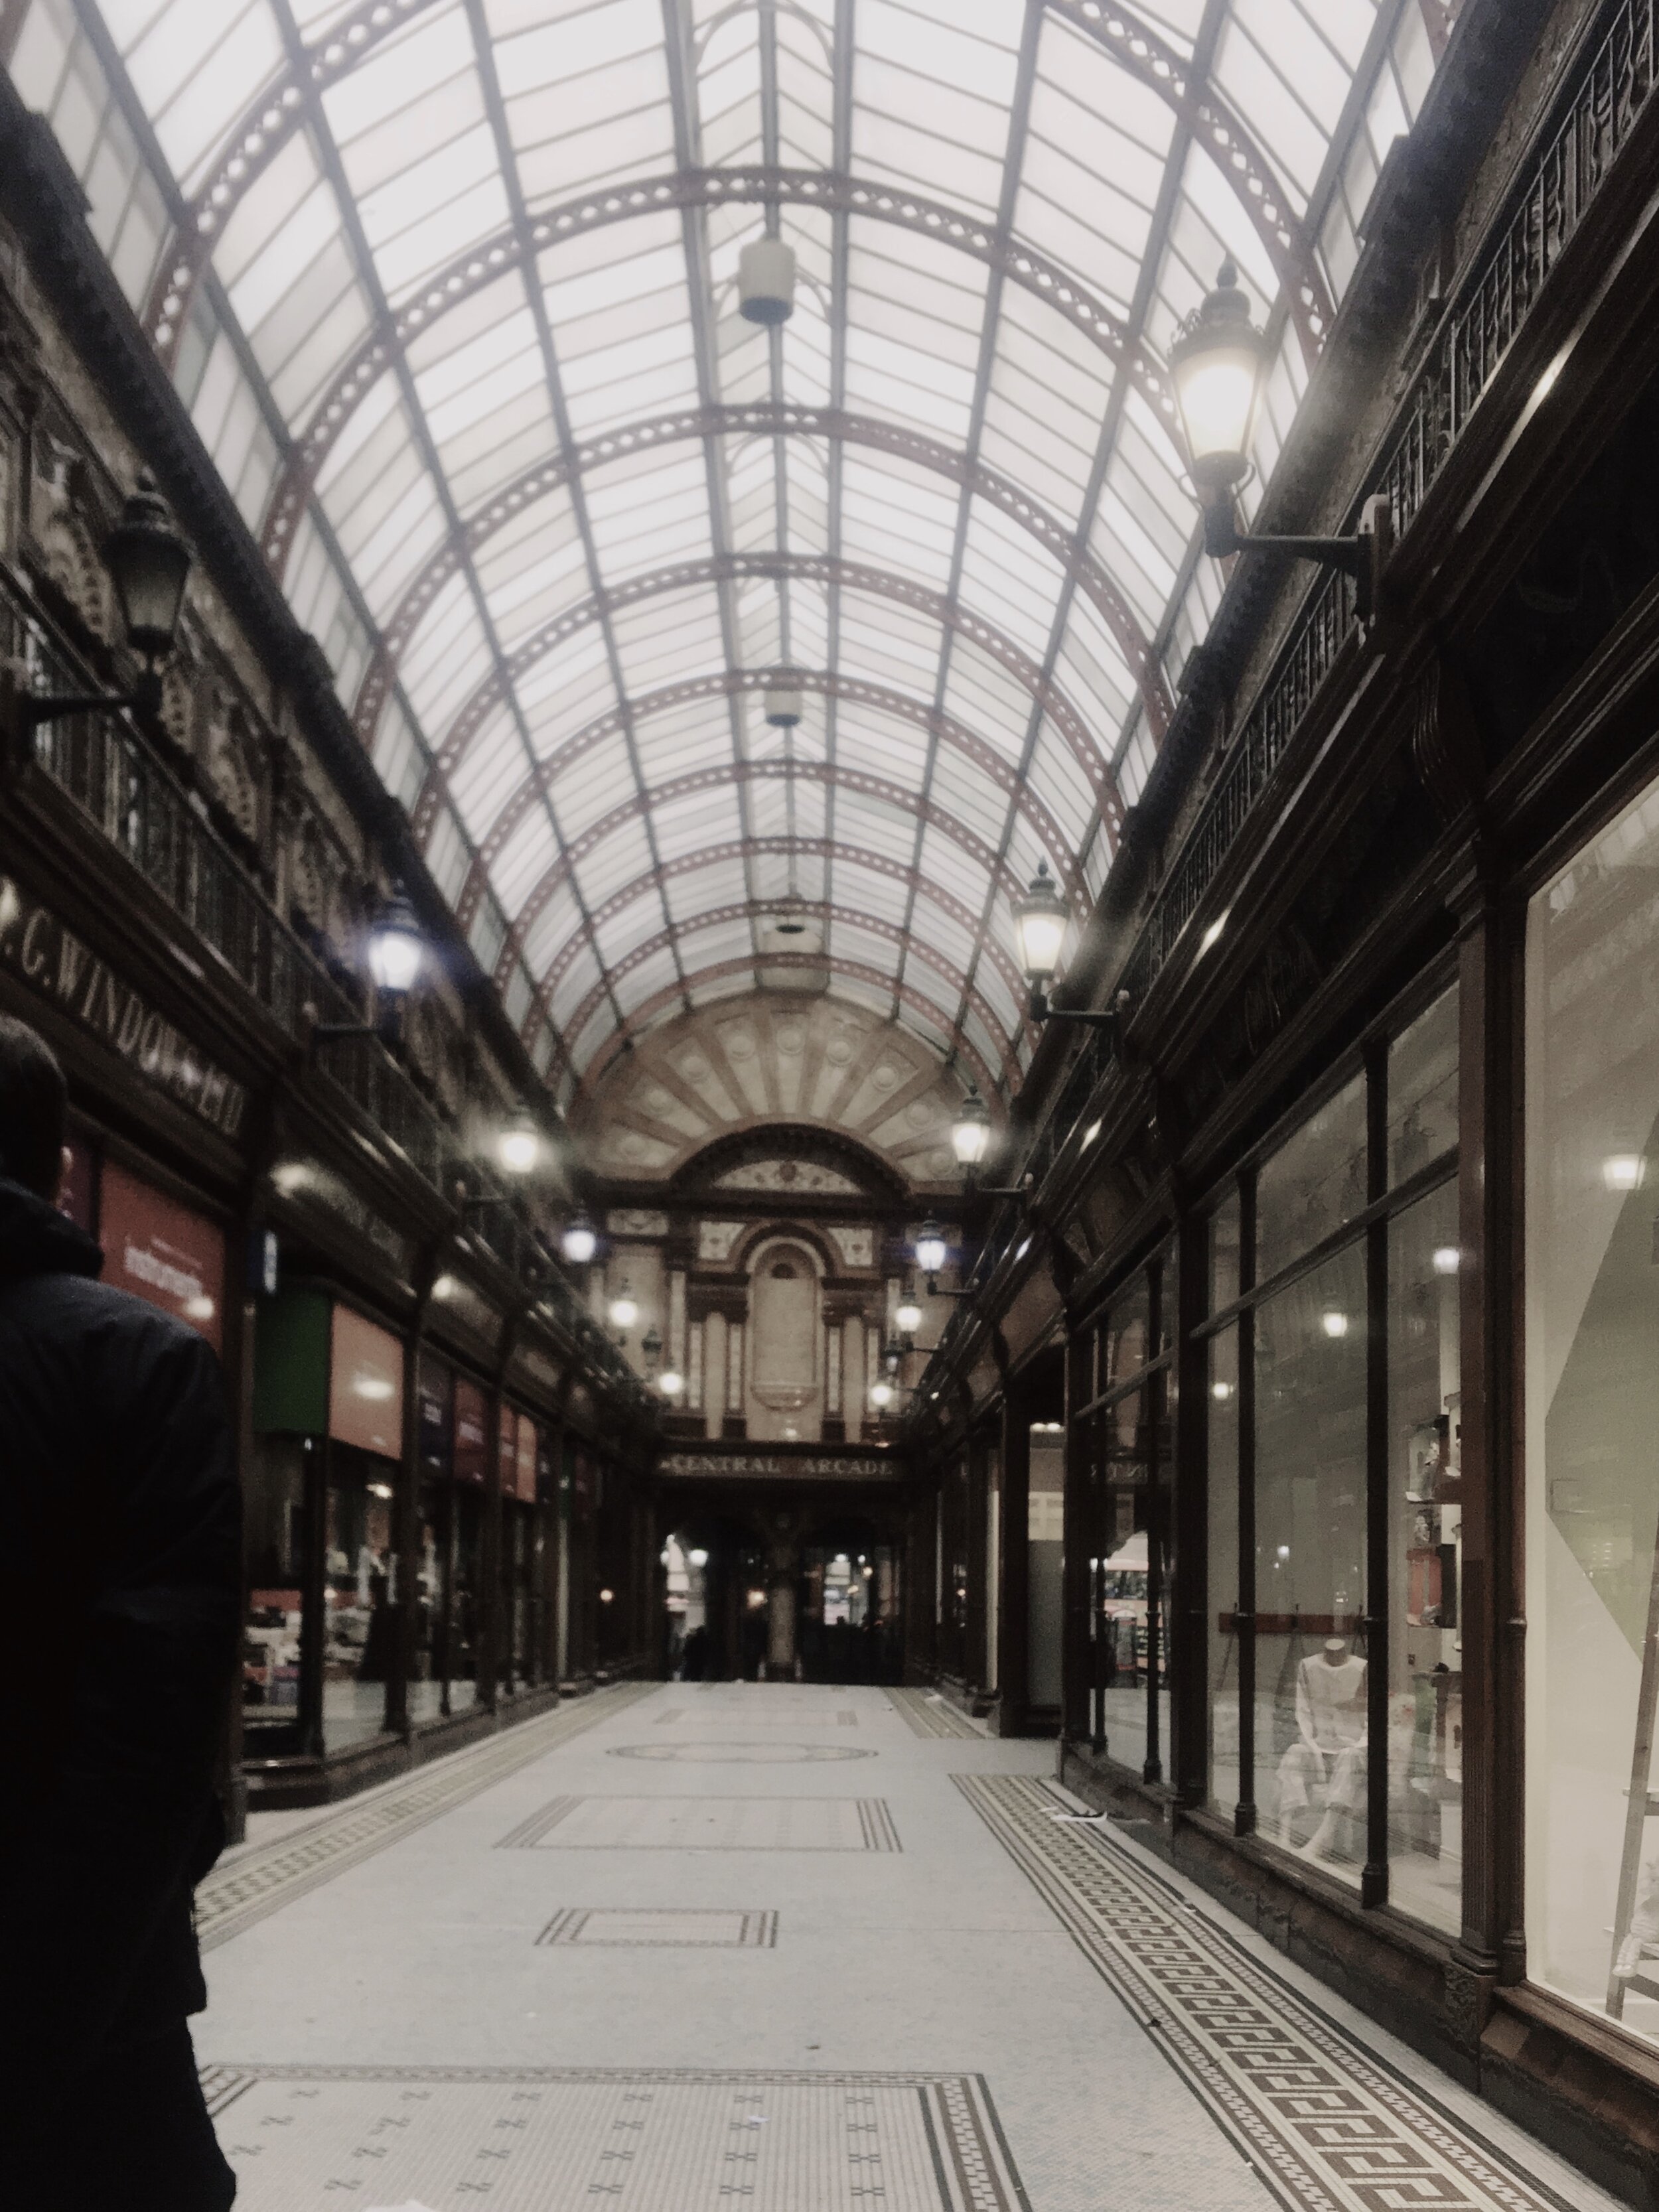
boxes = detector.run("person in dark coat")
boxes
[0,1014,242,2209]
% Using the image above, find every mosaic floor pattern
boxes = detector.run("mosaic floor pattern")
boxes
[609,1742,875,1763]
[199,2066,1029,2211]
[496,1795,902,1852]
[198,1687,655,1951]
[886,1690,983,1740]
[654,1708,860,1728]
[534,1908,780,1949]
[956,1774,1576,2212]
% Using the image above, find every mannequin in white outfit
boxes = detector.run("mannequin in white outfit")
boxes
[1275,1637,1367,1857]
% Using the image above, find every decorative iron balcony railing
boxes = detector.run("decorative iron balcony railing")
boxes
[1,574,651,1415]
[920,0,1659,1405]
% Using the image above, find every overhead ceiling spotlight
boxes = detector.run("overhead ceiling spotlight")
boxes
[739,234,796,326]
[764,669,805,726]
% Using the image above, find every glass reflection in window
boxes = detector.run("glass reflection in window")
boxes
[1256,1075,1368,1284]
[1208,1326,1241,1818]
[1256,1245,1368,1885]
[322,1446,396,1752]
[1526,782,1659,2044]
[1387,1180,1463,1933]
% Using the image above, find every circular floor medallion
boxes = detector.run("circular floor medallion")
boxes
[608,1742,875,1763]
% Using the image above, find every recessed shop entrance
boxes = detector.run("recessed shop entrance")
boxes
[664,1517,769,1683]
[798,1519,902,1684]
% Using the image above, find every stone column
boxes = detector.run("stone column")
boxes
[723,1317,746,1439]
[822,1309,845,1442]
[766,1529,798,1677]
[687,1318,705,1415]
[668,1269,687,1374]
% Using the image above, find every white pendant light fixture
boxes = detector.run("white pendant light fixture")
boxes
[739,235,796,325]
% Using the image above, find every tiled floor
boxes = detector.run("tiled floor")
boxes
[197,1683,1621,2212]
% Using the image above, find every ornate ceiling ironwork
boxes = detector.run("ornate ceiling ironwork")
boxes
[14,0,1445,1096]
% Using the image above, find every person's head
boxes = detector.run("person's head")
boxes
[0,1015,68,1198]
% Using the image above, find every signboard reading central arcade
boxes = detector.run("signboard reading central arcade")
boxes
[658,1450,895,1480]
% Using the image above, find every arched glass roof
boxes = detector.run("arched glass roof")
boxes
[9,0,1453,1104]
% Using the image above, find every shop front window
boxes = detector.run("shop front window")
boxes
[412,1354,453,1724]
[451,1379,489,1712]
[244,1434,307,1751]
[1526,782,1659,2044]
[1196,986,1459,1925]
[323,1447,396,1752]
[1256,1075,1367,1284]
[1084,1254,1172,1781]
[450,1487,483,1712]
[1256,1247,1368,1882]
[1208,1326,1241,1819]
[1387,1180,1463,1935]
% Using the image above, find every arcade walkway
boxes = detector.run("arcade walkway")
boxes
[199,1685,1606,2212]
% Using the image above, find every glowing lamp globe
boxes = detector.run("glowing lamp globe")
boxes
[1169,259,1269,498]
[1012,862,1067,988]
[914,1221,948,1277]
[952,1085,992,1167]
[366,886,423,999]
[496,1107,542,1176]
[561,1213,598,1265]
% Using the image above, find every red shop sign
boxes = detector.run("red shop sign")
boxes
[100,1160,224,1351]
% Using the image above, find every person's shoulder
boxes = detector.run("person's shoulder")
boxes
[58,1278,218,1367]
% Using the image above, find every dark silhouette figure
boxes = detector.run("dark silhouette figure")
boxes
[681,1623,711,1679]
[0,1016,241,2209]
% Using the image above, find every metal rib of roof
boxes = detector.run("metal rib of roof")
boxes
[9,0,1452,1101]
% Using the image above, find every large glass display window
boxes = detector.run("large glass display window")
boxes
[322,1445,396,1752]
[1207,1326,1242,1819]
[412,1354,453,1725]
[1387,1178,1462,1934]
[1196,984,1459,1924]
[243,1434,308,1754]
[451,1378,489,1712]
[1526,781,1659,2046]
[1256,1245,1368,1882]
[1080,1253,1173,1782]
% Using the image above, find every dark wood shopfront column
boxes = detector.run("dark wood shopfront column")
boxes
[1453,878,1524,2009]
[1061,1320,1095,1745]
[1173,1204,1210,1809]
[995,1361,1031,1736]
[966,1427,991,1704]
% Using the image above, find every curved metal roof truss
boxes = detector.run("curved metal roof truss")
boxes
[10,0,1448,1099]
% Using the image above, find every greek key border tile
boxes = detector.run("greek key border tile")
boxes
[198,1684,655,1950]
[954,1775,1573,2212]
[886,1689,982,1738]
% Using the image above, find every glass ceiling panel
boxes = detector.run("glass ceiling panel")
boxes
[25,0,1436,1089]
